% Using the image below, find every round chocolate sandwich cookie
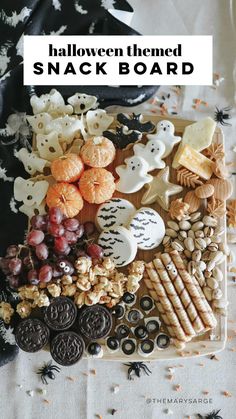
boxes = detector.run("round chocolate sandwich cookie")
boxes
[126,309,143,324]
[87,342,103,357]
[115,324,130,339]
[78,305,112,340]
[106,336,120,352]
[121,338,136,356]
[156,334,170,349]
[44,297,77,331]
[15,318,49,353]
[138,339,154,357]
[140,296,154,312]
[50,331,85,366]
[122,292,136,306]
[112,304,125,319]
[145,319,160,335]
[134,325,148,340]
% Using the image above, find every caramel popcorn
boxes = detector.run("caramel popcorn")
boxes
[129,260,145,276]
[47,283,61,297]
[75,257,92,274]
[127,274,142,293]
[61,274,73,285]
[0,302,14,324]
[33,292,50,308]
[76,275,92,291]
[18,285,40,301]
[61,284,77,297]
[102,257,115,271]
[16,301,32,319]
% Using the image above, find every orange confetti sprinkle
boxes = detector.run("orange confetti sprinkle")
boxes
[66,376,76,381]
[198,363,205,367]
[222,391,232,397]
[90,369,96,375]
[202,390,209,395]
[174,384,182,392]
[230,347,236,352]
[82,372,89,376]
[194,351,200,355]
[43,399,51,404]
[96,415,103,419]
[167,374,174,381]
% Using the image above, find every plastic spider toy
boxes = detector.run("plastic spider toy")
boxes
[37,360,61,384]
[124,362,152,380]
[214,106,232,126]
[197,409,223,419]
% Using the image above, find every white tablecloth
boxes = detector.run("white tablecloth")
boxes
[1,1,236,418]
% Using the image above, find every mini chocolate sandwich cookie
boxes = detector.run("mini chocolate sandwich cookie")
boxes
[140,296,154,313]
[15,318,49,353]
[78,305,112,340]
[121,338,136,356]
[134,325,148,340]
[115,324,130,339]
[50,331,85,366]
[144,318,160,335]
[156,334,170,349]
[44,297,77,331]
[106,336,120,352]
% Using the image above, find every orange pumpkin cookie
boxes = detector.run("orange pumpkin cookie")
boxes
[51,153,84,182]
[79,168,115,204]
[80,136,116,168]
[46,182,83,217]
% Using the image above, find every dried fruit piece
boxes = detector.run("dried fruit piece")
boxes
[204,142,225,161]
[207,196,226,218]
[169,198,190,221]
[227,200,236,227]
[176,167,203,188]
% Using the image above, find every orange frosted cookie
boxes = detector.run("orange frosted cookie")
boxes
[46,182,83,217]
[79,168,115,204]
[80,136,116,167]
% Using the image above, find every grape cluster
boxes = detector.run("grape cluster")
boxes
[0,207,104,290]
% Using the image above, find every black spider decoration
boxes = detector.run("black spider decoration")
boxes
[214,106,232,126]
[103,126,142,149]
[37,360,61,385]
[124,362,152,380]
[197,409,223,419]
[117,113,155,133]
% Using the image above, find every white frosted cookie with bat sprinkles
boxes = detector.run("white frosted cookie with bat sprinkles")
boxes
[128,207,165,250]
[98,226,137,267]
[96,198,136,231]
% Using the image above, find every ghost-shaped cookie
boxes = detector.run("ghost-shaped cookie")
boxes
[30,89,73,115]
[36,131,63,161]
[14,177,49,207]
[133,140,166,171]
[67,93,97,114]
[115,156,152,194]
[147,120,181,158]
[27,113,52,134]
[86,110,114,136]
[16,148,49,175]
[45,115,82,143]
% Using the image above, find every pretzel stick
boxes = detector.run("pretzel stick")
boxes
[145,262,190,343]
[170,250,217,330]
[144,275,186,349]
[161,253,204,334]
[153,258,196,338]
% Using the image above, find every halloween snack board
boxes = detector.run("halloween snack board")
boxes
[0,90,230,364]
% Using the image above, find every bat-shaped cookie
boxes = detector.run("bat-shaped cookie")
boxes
[103,126,142,149]
[117,113,155,133]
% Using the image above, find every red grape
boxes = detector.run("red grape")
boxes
[84,221,96,236]
[54,237,70,253]
[49,207,63,224]
[8,258,22,275]
[87,244,104,259]
[35,243,49,260]
[63,230,77,244]
[27,230,44,246]
[28,269,39,285]
[63,218,79,231]
[48,223,65,237]
[6,245,18,258]
[7,275,20,289]
[30,214,47,230]
[39,265,53,282]
[0,257,10,274]
[75,225,84,239]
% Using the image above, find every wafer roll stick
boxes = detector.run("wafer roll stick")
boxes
[153,258,196,338]
[146,262,190,343]
[144,276,186,349]
[161,253,204,334]
[191,275,217,328]
[170,250,216,330]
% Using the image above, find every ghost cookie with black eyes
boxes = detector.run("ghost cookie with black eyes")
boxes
[128,207,165,250]
[98,226,137,267]
[133,140,166,171]
[115,156,152,194]
[147,120,181,158]
[67,93,97,114]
